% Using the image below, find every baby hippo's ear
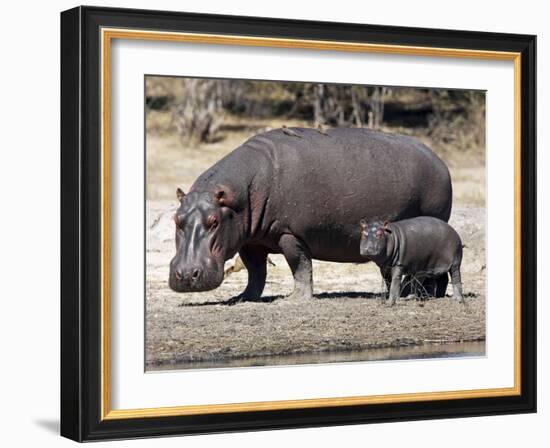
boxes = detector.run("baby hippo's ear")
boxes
[360,219,367,230]
[176,188,186,202]
[383,221,392,233]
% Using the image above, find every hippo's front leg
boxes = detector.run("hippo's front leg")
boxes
[278,234,313,301]
[237,244,269,300]
[388,266,404,306]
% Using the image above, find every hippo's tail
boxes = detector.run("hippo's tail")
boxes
[416,140,453,223]
[439,166,453,222]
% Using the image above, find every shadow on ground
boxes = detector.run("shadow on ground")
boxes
[179,290,399,307]
[179,290,479,307]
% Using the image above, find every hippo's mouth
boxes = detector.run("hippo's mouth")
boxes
[168,264,224,293]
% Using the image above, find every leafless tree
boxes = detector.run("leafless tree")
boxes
[172,79,225,143]
[367,86,388,130]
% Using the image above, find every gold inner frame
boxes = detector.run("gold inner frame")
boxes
[100,27,522,420]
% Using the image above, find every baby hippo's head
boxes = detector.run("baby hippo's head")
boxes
[359,220,392,259]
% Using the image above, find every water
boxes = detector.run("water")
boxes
[148,340,485,372]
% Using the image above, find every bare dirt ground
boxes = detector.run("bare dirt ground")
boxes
[145,204,486,369]
[145,115,486,370]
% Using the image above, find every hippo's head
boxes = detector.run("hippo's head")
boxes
[169,186,243,292]
[359,220,392,259]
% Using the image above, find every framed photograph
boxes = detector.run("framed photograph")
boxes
[60,6,536,441]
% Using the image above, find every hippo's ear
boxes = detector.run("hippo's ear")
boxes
[360,219,367,230]
[176,188,186,202]
[383,221,392,233]
[214,186,240,210]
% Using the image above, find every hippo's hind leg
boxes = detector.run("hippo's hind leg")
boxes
[278,234,313,301]
[412,275,447,298]
[237,244,269,301]
[450,265,464,304]
[434,274,449,298]
[420,274,448,298]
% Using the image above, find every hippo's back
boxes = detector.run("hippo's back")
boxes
[198,127,453,263]
[245,128,452,262]
[390,216,463,274]
[251,128,450,216]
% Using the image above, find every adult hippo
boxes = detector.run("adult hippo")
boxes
[169,127,452,301]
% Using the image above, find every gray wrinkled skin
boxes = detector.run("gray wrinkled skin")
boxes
[359,217,464,305]
[169,127,453,301]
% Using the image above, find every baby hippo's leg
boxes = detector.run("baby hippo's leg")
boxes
[379,266,392,300]
[450,265,464,304]
[388,266,404,306]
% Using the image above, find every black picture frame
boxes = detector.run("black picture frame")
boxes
[61,5,536,442]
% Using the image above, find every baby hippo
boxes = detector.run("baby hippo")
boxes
[359,216,464,305]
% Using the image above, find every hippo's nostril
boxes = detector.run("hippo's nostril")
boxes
[191,269,201,280]
[174,270,183,281]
